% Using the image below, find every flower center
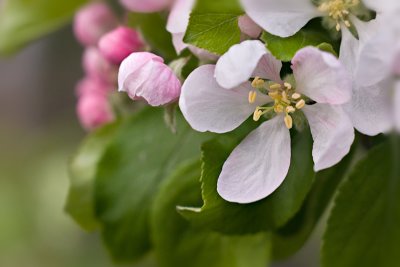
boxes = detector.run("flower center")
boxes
[318,0,359,31]
[249,77,306,129]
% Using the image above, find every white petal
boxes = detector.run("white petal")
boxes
[166,0,195,34]
[303,104,355,172]
[217,116,291,203]
[394,82,400,133]
[339,25,359,76]
[171,33,188,54]
[240,0,321,37]
[292,46,351,105]
[352,16,394,87]
[179,65,269,133]
[215,40,282,89]
[345,81,393,136]
[363,0,400,13]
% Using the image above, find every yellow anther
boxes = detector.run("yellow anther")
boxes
[286,106,296,113]
[284,114,293,129]
[248,91,257,104]
[336,23,341,31]
[281,91,290,104]
[284,82,292,90]
[269,83,282,90]
[296,99,306,109]
[274,104,284,113]
[253,109,263,121]
[251,77,265,88]
[344,20,351,27]
[291,93,301,100]
[268,91,279,98]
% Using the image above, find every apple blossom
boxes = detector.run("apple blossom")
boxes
[73,2,118,46]
[75,77,115,96]
[82,47,118,84]
[120,0,173,13]
[118,52,181,106]
[179,41,354,203]
[240,0,370,38]
[340,14,400,135]
[99,26,144,65]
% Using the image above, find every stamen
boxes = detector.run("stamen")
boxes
[251,76,265,88]
[284,114,293,129]
[284,82,292,90]
[253,109,263,121]
[286,106,295,113]
[268,91,279,98]
[296,99,306,109]
[274,104,284,113]
[269,83,282,90]
[291,93,301,100]
[248,91,257,104]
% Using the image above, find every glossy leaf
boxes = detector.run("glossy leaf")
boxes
[322,139,400,267]
[94,108,212,262]
[151,160,271,267]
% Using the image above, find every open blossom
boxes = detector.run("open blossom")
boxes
[340,13,400,135]
[120,0,173,13]
[180,40,354,203]
[99,26,144,65]
[73,2,118,46]
[240,0,370,37]
[83,47,118,83]
[118,52,181,106]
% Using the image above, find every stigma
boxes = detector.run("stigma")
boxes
[318,0,359,31]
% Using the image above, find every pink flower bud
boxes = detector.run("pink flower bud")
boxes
[120,0,173,13]
[77,90,114,131]
[76,77,115,96]
[238,15,262,39]
[73,2,118,46]
[118,52,181,106]
[83,47,118,83]
[99,26,144,65]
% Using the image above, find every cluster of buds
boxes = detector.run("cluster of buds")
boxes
[73,2,144,130]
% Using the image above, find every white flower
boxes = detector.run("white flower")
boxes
[179,40,354,203]
[340,14,400,135]
[240,0,369,37]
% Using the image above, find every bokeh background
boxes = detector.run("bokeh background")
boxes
[0,23,321,267]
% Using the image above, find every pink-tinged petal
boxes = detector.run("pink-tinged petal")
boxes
[171,33,188,54]
[99,26,144,65]
[167,0,195,34]
[215,40,282,89]
[352,16,394,87]
[363,0,400,13]
[179,65,270,133]
[120,0,172,13]
[240,0,321,37]
[118,52,163,92]
[252,52,283,84]
[303,104,354,172]
[292,46,351,105]
[217,116,291,203]
[345,81,393,136]
[73,2,118,46]
[77,92,114,131]
[238,15,262,38]
[339,26,359,75]
[394,82,400,133]
[188,46,220,62]
[83,47,118,84]
[120,53,181,106]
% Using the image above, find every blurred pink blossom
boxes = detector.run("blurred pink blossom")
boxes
[73,2,118,46]
[82,47,118,83]
[120,0,173,13]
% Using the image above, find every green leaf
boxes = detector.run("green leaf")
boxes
[179,128,315,234]
[151,160,271,267]
[0,0,87,55]
[322,139,400,267]
[65,122,118,231]
[271,144,355,260]
[260,30,333,62]
[94,108,212,262]
[183,0,243,55]
[128,13,177,61]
